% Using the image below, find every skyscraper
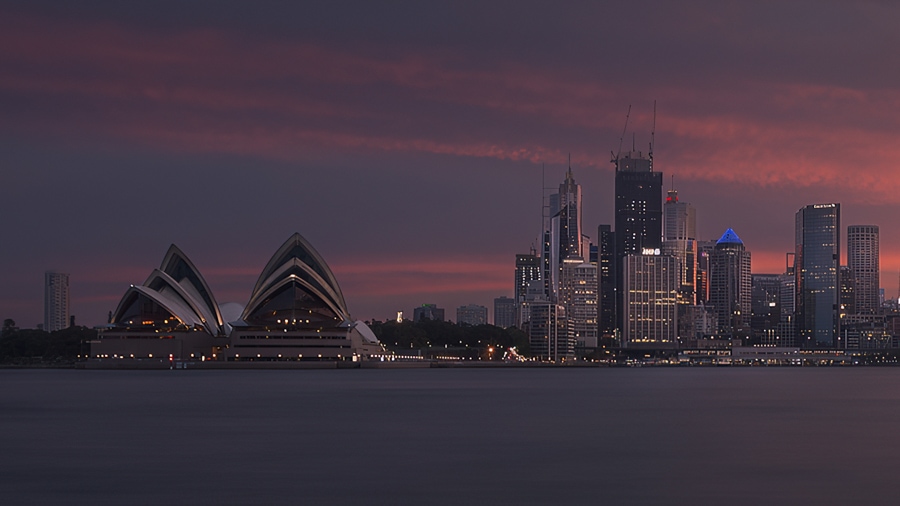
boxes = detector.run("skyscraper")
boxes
[664,189,697,242]
[547,167,583,297]
[622,252,677,348]
[559,257,598,349]
[709,228,751,338]
[614,150,662,334]
[44,271,69,332]
[493,296,517,328]
[597,225,616,338]
[614,151,662,259]
[515,253,541,326]
[847,225,879,315]
[457,304,488,326]
[751,274,781,344]
[662,188,698,305]
[796,203,840,348]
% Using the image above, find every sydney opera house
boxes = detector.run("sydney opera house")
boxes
[92,233,384,362]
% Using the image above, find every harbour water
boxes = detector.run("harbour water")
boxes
[3,367,900,505]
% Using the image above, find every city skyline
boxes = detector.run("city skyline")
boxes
[4,1,900,327]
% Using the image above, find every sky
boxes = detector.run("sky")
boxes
[3,0,900,327]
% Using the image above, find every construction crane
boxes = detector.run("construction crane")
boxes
[610,104,631,169]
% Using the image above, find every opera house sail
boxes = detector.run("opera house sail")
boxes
[93,245,224,360]
[227,233,383,361]
[92,234,383,363]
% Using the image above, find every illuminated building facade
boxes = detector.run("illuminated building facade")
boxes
[560,257,598,349]
[515,253,541,326]
[622,252,677,348]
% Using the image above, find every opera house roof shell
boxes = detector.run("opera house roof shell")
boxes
[111,245,225,336]
[239,233,350,328]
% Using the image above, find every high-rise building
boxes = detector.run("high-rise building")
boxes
[457,304,488,326]
[44,271,69,332]
[695,240,717,305]
[622,253,677,348]
[559,257,598,349]
[524,279,573,361]
[614,150,662,334]
[615,151,662,260]
[664,189,697,242]
[709,229,751,338]
[847,225,879,315]
[751,274,781,345]
[778,255,797,347]
[413,304,445,322]
[796,203,840,348]
[546,167,584,298]
[839,265,855,317]
[597,225,616,338]
[493,296,517,328]
[515,253,541,326]
[662,188,697,305]
[557,168,583,261]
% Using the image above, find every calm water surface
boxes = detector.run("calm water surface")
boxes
[3,367,900,505]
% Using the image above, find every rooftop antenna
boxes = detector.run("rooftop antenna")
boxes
[632,133,635,152]
[611,104,631,168]
[671,174,675,192]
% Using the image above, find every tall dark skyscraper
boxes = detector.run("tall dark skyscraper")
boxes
[546,167,583,297]
[847,225,879,315]
[614,150,662,334]
[615,151,662,259]
[796,203,840,348]
[709,228,751,338]
[597,225,616,338]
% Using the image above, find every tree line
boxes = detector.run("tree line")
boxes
[1,319,96,365]
[366,319,530,358]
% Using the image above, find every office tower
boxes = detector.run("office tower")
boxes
[695,240,717,304]
[622,252,677,348]
[751,274,781,345]
[524,279,573,361]
[44,271,69,332]
[839,265,855,317]
[546,167,584,298]
[847,225,879,315]
[615,151,662,259]
[558,167,584,260]
[597,225,616,338]
[515,253,541,326]
[664,189,697,242]
[457,304,488,326]
[709,229,751,338]
[413,304,445,322]
[778,254,797,347]
[493,296,517,328]
[796,203,840,348]
[559,257,598,349]
[662,188,698,305]
[614,150,662,334]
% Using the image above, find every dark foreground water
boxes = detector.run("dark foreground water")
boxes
[3,368,900,505]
